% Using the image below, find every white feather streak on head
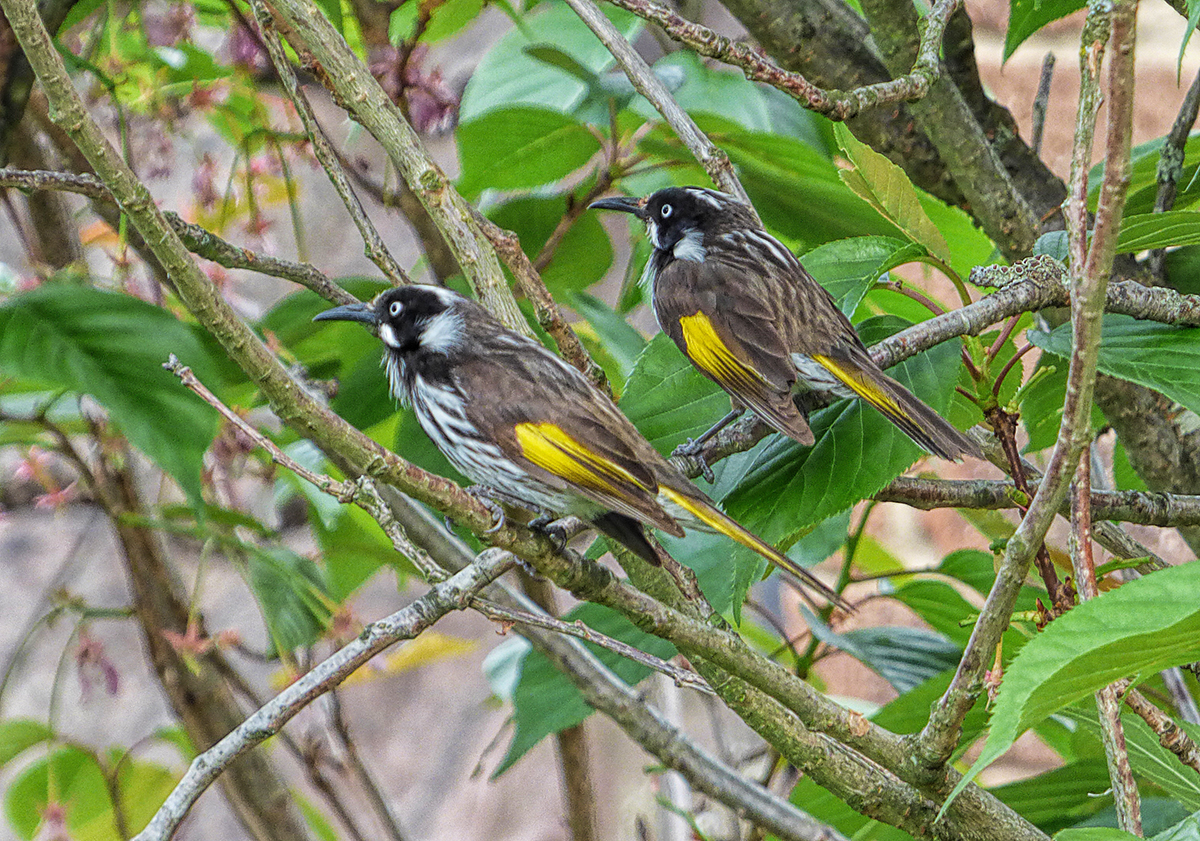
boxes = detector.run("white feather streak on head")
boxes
[426,285,461,307]
[672,228,707,262]
[645,217,662,249]
[420,307,464,354]
[378,322,400,349]
[684,187,727,209]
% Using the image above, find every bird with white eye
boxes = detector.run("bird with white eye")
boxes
[314,284,847,609]
[591,186,980,472]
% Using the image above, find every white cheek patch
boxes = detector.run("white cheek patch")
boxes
[379,323,400,348]
[645,219,662,249]
[672,228,706,262]
[420,310,464,354]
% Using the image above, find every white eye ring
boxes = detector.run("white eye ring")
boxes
[389,301,402,317]
[660,203,673,218]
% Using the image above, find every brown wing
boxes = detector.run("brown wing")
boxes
[452,334,685,536]
[653,258,814,445]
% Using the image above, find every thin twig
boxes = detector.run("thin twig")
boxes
[130,551,514,841]
[599,0,960,122]
[875,474,1200,529]
[1123,688,1200,774]
[473,598,715,695]
[1031,53,1055,157]
[0,167,356,305]
[251,0,410,287]
[467,205,610,393]
[1149,62,1200,277]
[914,0,1138,775]
[561,0,750,203]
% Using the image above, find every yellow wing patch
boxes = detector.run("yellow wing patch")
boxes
[810,354,904,416]
[514,422,654,495]
[679,312,767,391]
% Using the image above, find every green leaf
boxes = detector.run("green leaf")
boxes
[456,107,601,198]
[1055,829,1142,841]
[564,291,648,385]
[110,757,178,840]
[314,502,413,601]
[800,237,926,317]
[1066,705,1200,813]
[0,719,53,767]
[486,603,675,775]
[1091,134,1200,216]
[6,746,111,840]
[488,194,613,292]
[1116,211,1200,252]
[459,2,641,122]
[1182,0,1200,81]
[952,562,1200,807]
[0,285,219,507]
[421,0,484,42]
[992,760,1113,832]
[246,548,331,655]
[720,316,964,546]
[1151,809,1200,841]
[833,123,951,264]
[811,624,961,693]
[1004,0,1086,61]
[618,332,731,455]
[639,51,819,140]
[1029,315,1200,415]
[702,122,900,250]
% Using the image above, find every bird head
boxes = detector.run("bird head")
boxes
[590,187,736,259]
[313,285,465,357]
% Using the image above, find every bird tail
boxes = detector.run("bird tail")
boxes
[810,354,981,461]
[658,486,849,609]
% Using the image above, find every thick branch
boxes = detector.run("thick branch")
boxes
[876,475,1200,528]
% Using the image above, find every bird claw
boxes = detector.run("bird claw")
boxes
[528,515,568,553]
[671,438,715,483]
[466,486,508,534]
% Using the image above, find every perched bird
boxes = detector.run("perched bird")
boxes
[315,285,844,607]
[591,187,980,462]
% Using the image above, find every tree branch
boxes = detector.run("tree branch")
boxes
[876,474,1200,529]
[130,550,514,841]
[600,0,959,121]
[563,0,749,203]
[251,0,410,287]
[263,0,531,333]
[914,0,1136,774]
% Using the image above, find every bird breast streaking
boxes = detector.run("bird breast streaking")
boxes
[590,187,980,463]
[314,285,845,608]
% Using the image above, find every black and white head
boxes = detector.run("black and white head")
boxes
[590,187,743,262]
[315,285,466,357]
[314,285,467,399]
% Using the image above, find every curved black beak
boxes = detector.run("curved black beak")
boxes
[588,195,646,218]
[313,301,376,325]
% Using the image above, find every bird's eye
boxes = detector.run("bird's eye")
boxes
[660,204,673,218]
[389,301,402,317]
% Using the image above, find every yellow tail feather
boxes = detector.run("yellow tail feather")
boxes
[810,354,907,419]
[658,486,847,608]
